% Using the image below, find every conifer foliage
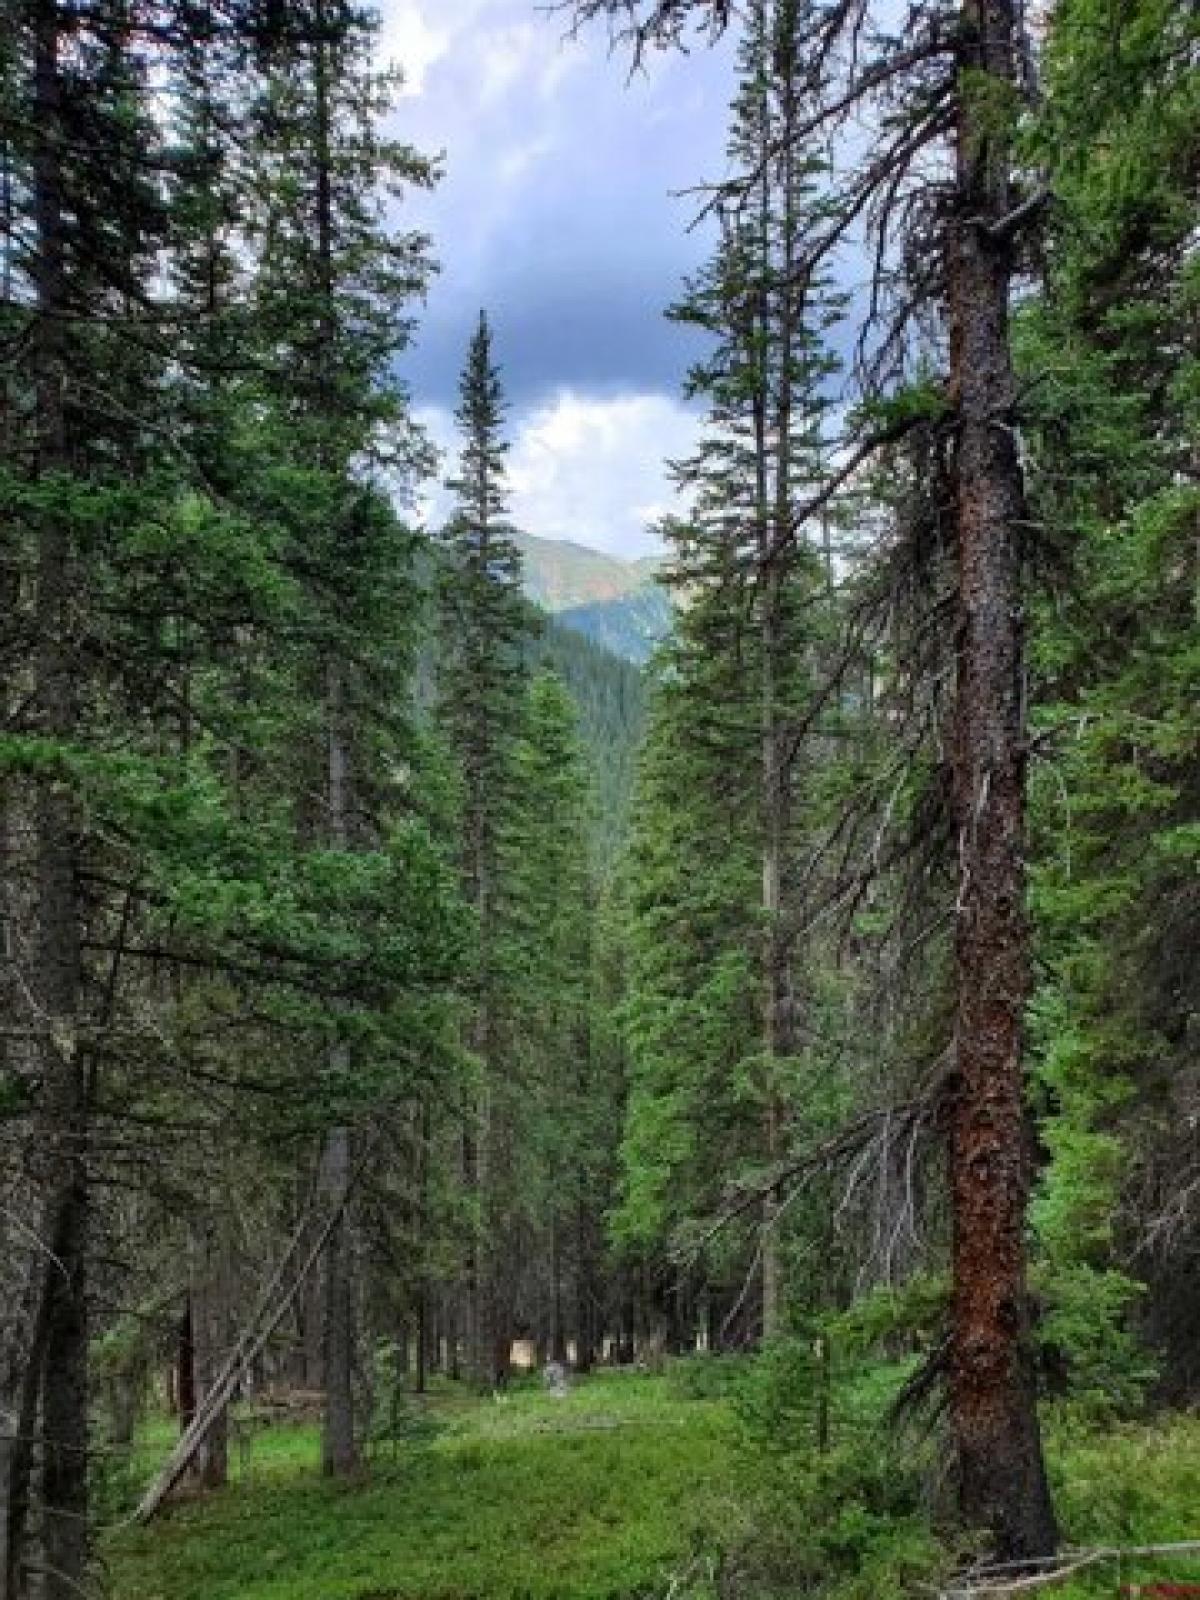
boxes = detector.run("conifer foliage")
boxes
[1,0,1199,1592]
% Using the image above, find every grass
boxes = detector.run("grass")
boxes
[1045,1412,1200,1599]
[103,1368,1200,1600]
[104,1371,735,1600]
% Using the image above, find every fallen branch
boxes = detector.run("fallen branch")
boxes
[938,1542,1200,1600]
[130,1137,375,1524]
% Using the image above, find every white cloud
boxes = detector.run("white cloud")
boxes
[377,2,452,97]
[475,22,542,107]
[495,135,554,191]
[417,389,701,560]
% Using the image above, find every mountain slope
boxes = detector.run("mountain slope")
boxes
[514,531,652,612]
[515,530,671,665]
[530,617,646,859]
[557,586,672,667]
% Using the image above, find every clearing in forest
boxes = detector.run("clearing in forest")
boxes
[105,1371,734,1600]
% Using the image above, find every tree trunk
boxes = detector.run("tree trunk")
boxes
[313,0,358,1470]
[29,7,90,1593]
[574,1197,593,1374]
[415,1295,427,1395]
[319,668,356,1479]
[946,0,1057,1561]
[320,1121,357,1476]
[39,1175,88,1600]
[189,1249,229,1491]
[178,1302,197,1430]
[550,1221,567,1364]
[755,20,801,1338]
[3,1258,52,1600]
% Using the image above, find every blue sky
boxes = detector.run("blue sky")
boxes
[377,0,735,558]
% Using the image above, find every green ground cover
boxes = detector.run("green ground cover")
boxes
[105,1371,734,1600]
[103,1368,1200,1600]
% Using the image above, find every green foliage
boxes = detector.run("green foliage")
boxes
[694,1445,943,1600]
[532,617,647,859]
[101,1370,1200,1600]
[105,1375,734,1600]
[668,1353,755,1401]
[1021,0,1200,1415]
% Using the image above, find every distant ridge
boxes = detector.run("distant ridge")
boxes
[515,530,671,664]
[557,589,672,666]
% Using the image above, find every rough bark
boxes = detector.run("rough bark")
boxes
[3,1260,52,1600]
[320,1121,357,1476]
[946,0,1057,1561]
[28,6,90,1593]
[312,0,358,1475]
[189,1247,229,1490]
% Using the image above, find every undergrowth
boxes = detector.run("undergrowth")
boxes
[103,1363,1200,1600]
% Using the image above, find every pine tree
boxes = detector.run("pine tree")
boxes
[572,0,1060,1556]
[437,311,536,1386]
[615,0,842,1340]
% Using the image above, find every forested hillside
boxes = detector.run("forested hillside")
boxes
[532,620,646,850]
[517,529,674,663]
[557,584,673,664]
[0,2,1197,1599]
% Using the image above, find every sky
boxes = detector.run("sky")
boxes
[376,0,736,559]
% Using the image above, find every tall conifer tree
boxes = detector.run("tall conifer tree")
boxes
[437,312,536,1386]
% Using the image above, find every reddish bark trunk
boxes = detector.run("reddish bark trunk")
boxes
[946,0,1057,1561]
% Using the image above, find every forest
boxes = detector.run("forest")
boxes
[0,1,1197,1597]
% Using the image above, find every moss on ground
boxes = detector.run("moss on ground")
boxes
[103,1370,1200,1600]
[105,1371,733,1600]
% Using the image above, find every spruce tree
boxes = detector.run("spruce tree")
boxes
[506,670,595,1364]
[616,0,842,1340]
[246,0,444,1476]
[1023,0,1200,1409]
[437,311,536,1386]
[573,0,1060,1556]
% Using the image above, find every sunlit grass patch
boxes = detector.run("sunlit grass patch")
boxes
[104,1370,735,1600]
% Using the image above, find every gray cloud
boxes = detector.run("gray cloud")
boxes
[382,0,734,411]
[419,388,702,560]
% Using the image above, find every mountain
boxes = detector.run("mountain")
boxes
[513,531,649,611]
[531,619,646,860]
[558,586,673,666]
[515,530,672,665]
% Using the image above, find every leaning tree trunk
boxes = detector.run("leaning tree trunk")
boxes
[946,0,1057,1561]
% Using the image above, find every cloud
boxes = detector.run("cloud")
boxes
[382,0,733,406]
[377,3,452,97]
[417,389,701,560]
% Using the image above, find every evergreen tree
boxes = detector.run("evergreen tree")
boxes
[506,670,595,1364]
[245,0,446,1476]
[572,0,1061,1556]
[1022,0,1200,1409]
[437,311,536,1386]
[615,0,842,1341]
[1,3,464,1568]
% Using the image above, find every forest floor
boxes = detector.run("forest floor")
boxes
[104,1369,735,1600]
[103,1367,1200,1600]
